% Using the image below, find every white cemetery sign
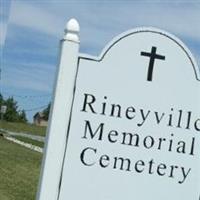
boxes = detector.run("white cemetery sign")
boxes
[37,19,200,200]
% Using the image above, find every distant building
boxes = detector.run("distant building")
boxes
[33,112,48,126]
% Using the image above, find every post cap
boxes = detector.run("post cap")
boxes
[64,18,80,42]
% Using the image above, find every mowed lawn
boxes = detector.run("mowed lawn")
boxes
[0,136,42,200]
[13,136,44,148]
[0,121,46,136]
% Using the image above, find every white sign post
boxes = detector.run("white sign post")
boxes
[37,19,200,200]
[0,105,7,114]
[0,105,7,121]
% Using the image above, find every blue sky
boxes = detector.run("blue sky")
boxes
[0,0,200,122]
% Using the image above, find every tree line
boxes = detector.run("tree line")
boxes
[0,93,51,123]
[0,93,27,122]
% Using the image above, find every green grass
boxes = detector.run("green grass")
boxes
[0,136,42,200]
[0,121,46,136]
[13,136,44,148]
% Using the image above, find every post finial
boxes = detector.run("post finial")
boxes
[64,18,80,43]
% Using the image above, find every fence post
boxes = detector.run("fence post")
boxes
[36,18,80,200]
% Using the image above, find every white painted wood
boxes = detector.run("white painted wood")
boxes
[36,21,200,200]
[58,28,200,200]
[64,18,80,43]
[36,19,80,200]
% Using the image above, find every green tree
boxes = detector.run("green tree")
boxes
[42,103,51,120]
[18,110,27,123]
[3,97,19,122]
[0,94,27,123]
[0,93,3,106]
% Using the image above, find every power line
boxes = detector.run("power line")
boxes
[2,92,51,99]
[20,104,49,112]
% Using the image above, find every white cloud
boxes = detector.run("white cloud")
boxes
[9,1,64,37]
[124,3,200,41]
[0,0,11,47]
[78,2,200,43]
[7,1,200,48]
[2,62,56,92]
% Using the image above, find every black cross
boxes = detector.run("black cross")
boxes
[141,46,165,81]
